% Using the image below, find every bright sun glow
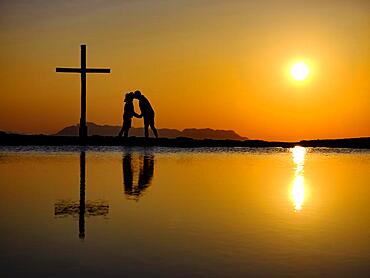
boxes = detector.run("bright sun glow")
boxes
[291,62,309,81]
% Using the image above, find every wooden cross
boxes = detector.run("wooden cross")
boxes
[56,44,110,141]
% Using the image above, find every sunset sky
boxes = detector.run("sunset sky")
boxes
[0,0,369,141]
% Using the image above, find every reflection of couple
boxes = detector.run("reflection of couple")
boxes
[118,90,158,138]
[122,153,154,200]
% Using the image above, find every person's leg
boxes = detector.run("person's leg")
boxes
[118,126,124,137]
[122,119,131,138]
[118,116,125,137]
[143,116,149,138]
[149,115,158,138]
[150,122,158,138]
[144,124,149,139]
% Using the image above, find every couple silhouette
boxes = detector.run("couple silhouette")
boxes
[118,90,158,139]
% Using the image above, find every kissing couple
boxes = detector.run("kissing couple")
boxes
[118,90,158,139]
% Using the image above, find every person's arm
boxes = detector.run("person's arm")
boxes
[133,111,142,118]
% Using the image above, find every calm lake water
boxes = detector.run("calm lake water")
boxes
[0,146,369,278]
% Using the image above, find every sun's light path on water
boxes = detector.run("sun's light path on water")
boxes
[291,146,306,212]
[291,62,309,81]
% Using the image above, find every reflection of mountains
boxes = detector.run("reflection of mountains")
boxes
[55,122,247,140]
[123,153,154,200]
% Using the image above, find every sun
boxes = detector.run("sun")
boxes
[291,62,309,81]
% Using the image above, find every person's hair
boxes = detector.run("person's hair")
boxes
[124,92,134,102]
[134,90,142,97]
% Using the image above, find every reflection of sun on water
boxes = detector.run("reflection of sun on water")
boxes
[292,175,304,211]
[291,146,306,212]
[292,145,306,167]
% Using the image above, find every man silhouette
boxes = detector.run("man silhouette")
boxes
[133,90,158,138]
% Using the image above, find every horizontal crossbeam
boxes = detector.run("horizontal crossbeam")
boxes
[86,68,111,73]
[56,67,81,73]
[56,68,111,73]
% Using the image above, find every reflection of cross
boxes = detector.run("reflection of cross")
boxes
[54,151,109,240]
[56,45,110,141]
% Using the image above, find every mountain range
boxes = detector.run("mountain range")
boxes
[54,122,247,140]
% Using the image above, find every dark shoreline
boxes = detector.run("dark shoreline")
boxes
[0,134,369,149]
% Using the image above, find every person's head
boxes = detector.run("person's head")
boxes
[133,90,142,99]
[124,92,134,102]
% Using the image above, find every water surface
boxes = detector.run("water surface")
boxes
[0,146,369,277]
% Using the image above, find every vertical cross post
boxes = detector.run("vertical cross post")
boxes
[80,45,87,140]
[56,44,111,144]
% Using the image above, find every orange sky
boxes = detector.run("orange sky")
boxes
[0,0,369,141]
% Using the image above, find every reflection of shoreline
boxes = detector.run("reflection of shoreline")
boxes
[122,153,154,201]
[291,146,306,212]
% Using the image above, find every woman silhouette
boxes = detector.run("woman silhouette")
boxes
[118,92,141,138]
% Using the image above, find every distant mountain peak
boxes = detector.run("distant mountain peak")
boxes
[54,122,247,140]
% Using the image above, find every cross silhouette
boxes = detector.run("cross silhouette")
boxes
[56,45,110,142]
